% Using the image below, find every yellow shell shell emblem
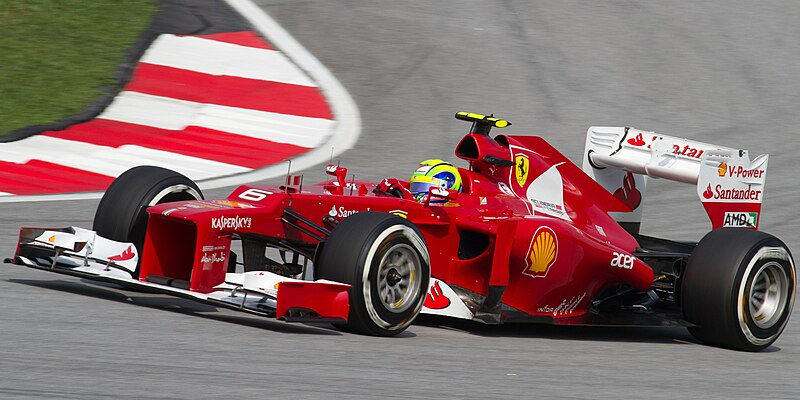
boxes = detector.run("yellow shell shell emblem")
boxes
[718,162,728,177]
[515,154,529,187]
[524,226,558,277]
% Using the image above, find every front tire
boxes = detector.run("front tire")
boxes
[682,228,796,351]
[93,166,203,277]
[315,212,430,336]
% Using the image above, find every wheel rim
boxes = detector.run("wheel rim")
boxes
[376,243,421,313]
[748,261,789,329]
[148,184,202,206]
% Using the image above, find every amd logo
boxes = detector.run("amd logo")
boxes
[723,212,758,228]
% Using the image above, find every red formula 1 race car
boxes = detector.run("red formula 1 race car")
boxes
[6,112,795,351]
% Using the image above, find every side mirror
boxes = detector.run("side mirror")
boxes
[482,155,515,167]
[324,164,348,195]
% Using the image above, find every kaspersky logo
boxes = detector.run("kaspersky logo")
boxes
[723,212,758,228]
[523,226,558,278]
[211,215,252,230]
[515,154,529,187]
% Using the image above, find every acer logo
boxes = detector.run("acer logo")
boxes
[108,245,135,262]
[613,172,642,210]
[423,281,451,309]
[610,252,634,270]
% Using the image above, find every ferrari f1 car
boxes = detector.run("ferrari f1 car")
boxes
[6,112,795,351]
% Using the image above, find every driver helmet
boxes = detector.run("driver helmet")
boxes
[409,159,462,202]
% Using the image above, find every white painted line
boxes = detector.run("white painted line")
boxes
[142,34,316,87]
[100,91,333,148]
[0,136,250,180]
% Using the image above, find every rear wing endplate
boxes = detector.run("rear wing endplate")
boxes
[582,127,768,232]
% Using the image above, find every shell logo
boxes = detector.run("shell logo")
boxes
[718,162,728,177]
[523,226,558,278]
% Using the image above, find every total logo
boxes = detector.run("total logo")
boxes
[723,212,758,228]
[329,205,370,218]
[211,215,252,230]
[610,251,634,270]
[702,184,761,201]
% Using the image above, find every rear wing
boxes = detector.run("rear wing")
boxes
[582,127,768,232]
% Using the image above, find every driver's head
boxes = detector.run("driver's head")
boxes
[409,159,462,202]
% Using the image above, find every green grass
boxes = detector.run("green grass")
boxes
[0,0,158,136]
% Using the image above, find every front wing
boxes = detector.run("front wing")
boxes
[6,227,350,324]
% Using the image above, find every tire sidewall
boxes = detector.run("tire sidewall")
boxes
[93,166,202,277]
[683,228,796,351]
[126,178,202,248]
[732,242,795,349]
[357,223,430,333]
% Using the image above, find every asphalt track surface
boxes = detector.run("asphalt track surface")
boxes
[1,1,800,399]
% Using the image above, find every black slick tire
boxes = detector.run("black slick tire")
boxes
[682,228,795,351]
[315,212,430,336]
[93,166,203,277]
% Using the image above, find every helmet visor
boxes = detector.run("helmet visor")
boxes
[409,180,436,196]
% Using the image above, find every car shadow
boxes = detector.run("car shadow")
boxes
[414,314,782,352]
[8,278,344,336]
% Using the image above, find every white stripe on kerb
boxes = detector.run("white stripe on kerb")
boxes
[99,91,333,148]
[141,34,316,87]
[0,136,250,180]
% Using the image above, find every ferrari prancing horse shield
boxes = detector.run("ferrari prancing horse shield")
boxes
[515,153,529,187]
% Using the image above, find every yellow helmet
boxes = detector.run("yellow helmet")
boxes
[409,159,462,202]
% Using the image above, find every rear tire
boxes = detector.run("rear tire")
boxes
[315,212,430,336]
[682,228,795,351]
[93,166,203,277]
